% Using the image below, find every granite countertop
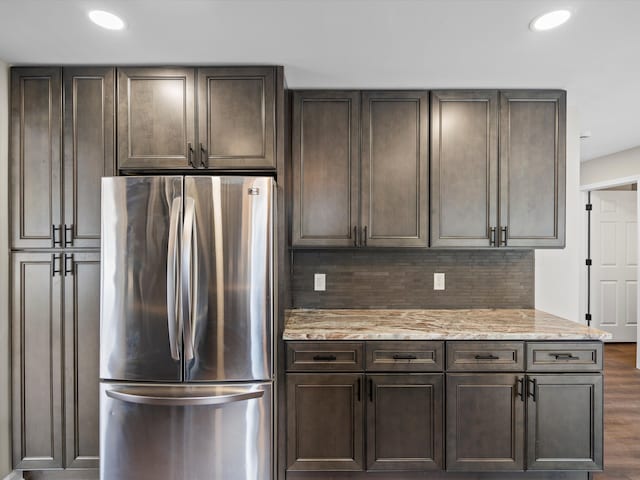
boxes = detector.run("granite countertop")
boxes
[283,309,612,341]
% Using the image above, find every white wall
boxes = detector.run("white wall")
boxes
[581,146,640,186]
[0,60,11,477]
[535,107,582,322]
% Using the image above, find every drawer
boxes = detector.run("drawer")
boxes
[286,342,364,372]
[527,342,603,372]
[446,341,524,371]
[365,341,444,372]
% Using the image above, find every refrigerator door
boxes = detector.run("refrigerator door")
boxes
[100,382,273,480]
[183,176,273,382]
[101,176,184,382]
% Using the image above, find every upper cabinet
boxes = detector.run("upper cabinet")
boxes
[292,90,429,248]
[431,90,566,249]
[10,67,115,250]
[117,66,276,171]
[499,91,566,248]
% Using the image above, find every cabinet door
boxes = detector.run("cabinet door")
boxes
[12,252,63,469]
[64,252,101,469]
[446,373,524,471]
[361,91,428,247]
[197,67,275,170]
[292,91,360,247]
[527,374,603,470]
[63,67,115,248]
[431,91,498,248]
[287,373,363,471]
[499,90,566,248]
[117,67,195,170]
[366,374,443,471]
[10,68,63,249]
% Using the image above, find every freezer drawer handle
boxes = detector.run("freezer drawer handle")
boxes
[106,389,264,407]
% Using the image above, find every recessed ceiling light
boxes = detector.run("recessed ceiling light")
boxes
[529,10,571,31]
[88,10,125,30]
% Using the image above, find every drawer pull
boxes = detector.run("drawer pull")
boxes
[392,354,417,360]
[474,354,500,360]
[312,354,337,361]
[551,353,580,361]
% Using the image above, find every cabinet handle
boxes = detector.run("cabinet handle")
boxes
[474,354,500,360]
[64,254,74,277]
[188,143,196,168]
[363,226,368,247]
[353,226,358,247]
[368,378,373,402]
[489,227,496,246]
[550,353,580,361]
[528,377,537,402]
[199,143,208,168]
[392,354,417,360]
[517,377,524,401]
[357,378,361,402]
[51,254,62,277]
[52,224,62,247]
[312,354,336,361]
[500,226,508,246]
[64,224,74,247]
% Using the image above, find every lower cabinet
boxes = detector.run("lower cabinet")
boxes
[367,374,443,471]
[526,374,603,471]
[12,252,100,470]
[286,373,364,471]
[446,373,525,471]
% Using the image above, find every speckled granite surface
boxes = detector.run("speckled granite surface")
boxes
[283,309,612,340]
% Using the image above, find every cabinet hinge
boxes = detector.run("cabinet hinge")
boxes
[585,313,592,321]
[585,259,592,266]
[585,203,593,211]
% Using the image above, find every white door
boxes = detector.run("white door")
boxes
[591,190,637,341]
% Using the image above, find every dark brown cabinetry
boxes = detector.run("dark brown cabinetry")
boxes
[287,373,364,471]
[292,90,429,248]
[118,66,276,171]
[431,90,566,248]
[446,373,525,471]
[526,374,603,470]
[11,252,101,471]
[366,374,443,471]
[10,67,115,250]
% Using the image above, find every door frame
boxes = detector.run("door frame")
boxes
[580,175,640,368]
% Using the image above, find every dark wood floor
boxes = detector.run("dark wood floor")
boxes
[595,343,640,480]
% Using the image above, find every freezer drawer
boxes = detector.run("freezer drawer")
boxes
[100,382,272,480]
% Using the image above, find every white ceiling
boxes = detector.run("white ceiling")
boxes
[0,0,638,161]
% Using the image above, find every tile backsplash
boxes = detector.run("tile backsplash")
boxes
[291,250,534,309]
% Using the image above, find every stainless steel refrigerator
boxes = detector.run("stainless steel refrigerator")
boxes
[100,176,274,480]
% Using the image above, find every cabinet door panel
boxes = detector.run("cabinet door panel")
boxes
[367,374,443,471]
[361,91,428,247]
[292,91,360,247]
[197,67,275,169]
[10,68,62,249]
[12,253,63,469]
[499,91,566,247]
[431,91,498,248]
[117,67,195,169]
[64,253,101,469]
[446,373,524,471]
[527,374,603,470]
[287,373,363,471]
[63,67,115,248]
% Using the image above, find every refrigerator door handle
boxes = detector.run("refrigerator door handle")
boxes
[106,388,264,406]
[182,196,196,362]
[166,197,182,361]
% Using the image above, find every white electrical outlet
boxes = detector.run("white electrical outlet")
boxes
[314,273,326,291]
[434,273,445,290]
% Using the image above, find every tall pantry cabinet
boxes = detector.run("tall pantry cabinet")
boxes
[10,67,114,470]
